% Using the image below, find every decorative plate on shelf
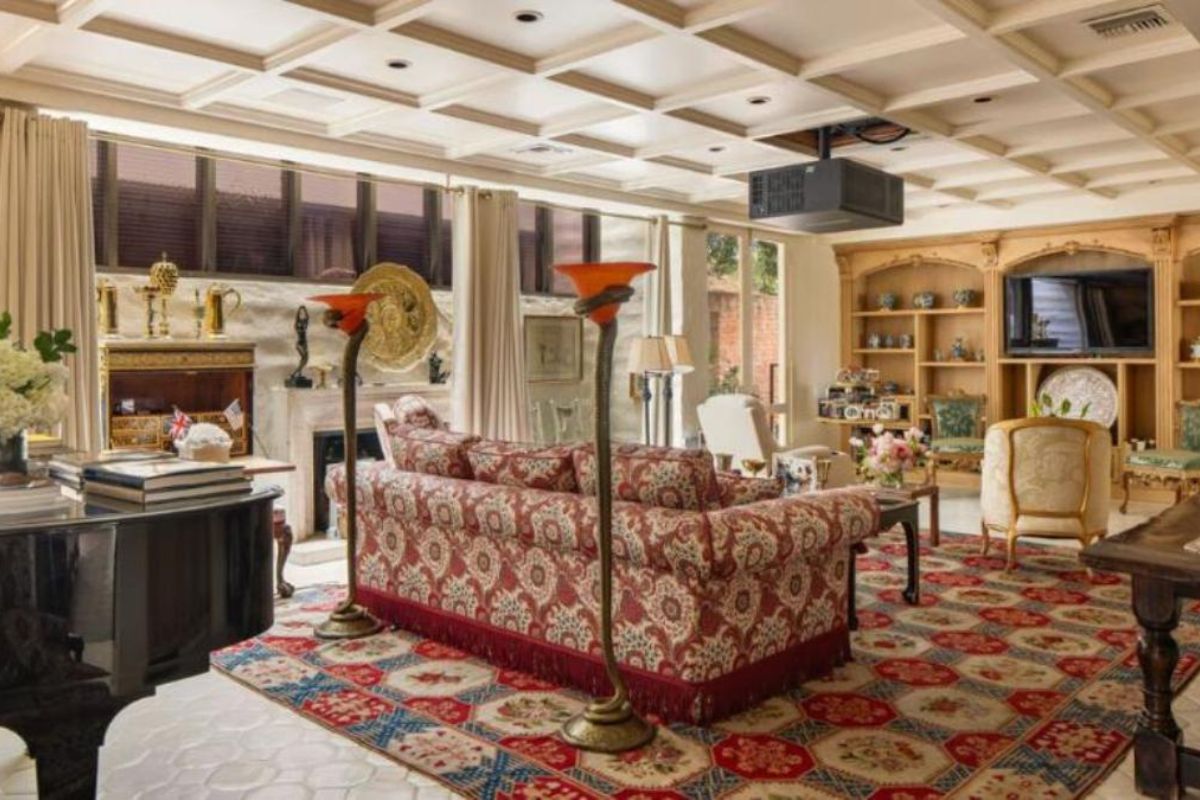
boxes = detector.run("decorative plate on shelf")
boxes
[1037,366,1118,428]
[351,262,438,371]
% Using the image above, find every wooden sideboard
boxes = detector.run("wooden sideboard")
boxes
[833,213,1200,465]
[100,339,256,455]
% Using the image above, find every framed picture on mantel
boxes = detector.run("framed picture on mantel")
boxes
[525,315,583,383]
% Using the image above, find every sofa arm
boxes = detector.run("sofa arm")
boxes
[715,472,784,507]
[707,487,879,577]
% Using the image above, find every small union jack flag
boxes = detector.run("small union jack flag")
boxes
[169,407,192,440]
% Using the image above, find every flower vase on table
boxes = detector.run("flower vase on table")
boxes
[0,311,75,477]
[850,423,927,489]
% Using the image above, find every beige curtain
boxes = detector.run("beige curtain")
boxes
[0,108,100,452]
[449,187,529,441]
[642,215,671,444]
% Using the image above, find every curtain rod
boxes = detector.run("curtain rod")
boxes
[89,131,706,231]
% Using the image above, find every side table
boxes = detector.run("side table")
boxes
[876,482,940,546]
[234,456,297,598]
[848,498,920,631]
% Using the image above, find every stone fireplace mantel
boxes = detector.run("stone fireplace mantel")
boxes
[261,383,450,539]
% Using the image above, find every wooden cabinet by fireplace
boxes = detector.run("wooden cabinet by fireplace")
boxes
[100,340,255,455]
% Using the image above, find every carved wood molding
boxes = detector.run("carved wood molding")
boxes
[1001,240,1151,273]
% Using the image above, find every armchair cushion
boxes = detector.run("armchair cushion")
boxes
[467,440,579,492]
[930,396,983,439]
[573,443,719,511]
[930,437,985,455]
[385,424,479,479]
[1127,448,1200,470]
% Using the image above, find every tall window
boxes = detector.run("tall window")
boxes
[376,182,427,277]
[518,203,600,295]
[706,232,742,394]
[215,160,287,276]
[89,140,109,266]
[297,172,358,282]
[751,240,783,439]
[115,143,200,270]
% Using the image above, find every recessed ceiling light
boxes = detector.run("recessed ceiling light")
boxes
[709,145,726,152]
[973,96,994,104]
[386,59,411,69]
[747,96,771,105]
[514,9,543,23]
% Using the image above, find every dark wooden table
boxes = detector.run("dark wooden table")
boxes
[1082,497,1200,799]
[849,498,920,630]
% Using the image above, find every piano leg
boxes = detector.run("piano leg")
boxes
[273,508,295,599]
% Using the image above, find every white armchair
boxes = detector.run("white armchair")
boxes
[696,393,854,488]
[980,417,1110,569]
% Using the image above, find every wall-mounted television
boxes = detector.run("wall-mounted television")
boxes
[1005,268,1154,356]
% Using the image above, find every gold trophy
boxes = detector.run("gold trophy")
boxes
[96,278,120,337]
[134,285,161,339]
[203,284,242,338]
[148,252,180,338]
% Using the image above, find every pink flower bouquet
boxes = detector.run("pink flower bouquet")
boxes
[849,424,927,488]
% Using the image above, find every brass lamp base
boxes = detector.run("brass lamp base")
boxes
[561,699,656,753]
[314,601,384,640]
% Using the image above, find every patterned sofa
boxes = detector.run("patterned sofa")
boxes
[327,399,879,724]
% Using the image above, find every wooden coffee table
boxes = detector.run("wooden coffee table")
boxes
[876,482,940,546]
[848,497,920,630]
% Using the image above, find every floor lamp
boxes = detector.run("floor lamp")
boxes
[308,291,386,641]
[555,261,657,754]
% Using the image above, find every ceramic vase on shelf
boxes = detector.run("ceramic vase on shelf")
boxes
[878,292,898,311]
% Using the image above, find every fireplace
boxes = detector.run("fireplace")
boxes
[312,430,385,535]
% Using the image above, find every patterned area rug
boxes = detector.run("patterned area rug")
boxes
[213,529,1200,799]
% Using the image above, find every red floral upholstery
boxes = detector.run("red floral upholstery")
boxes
[328,459,879,723]
[716,472,784,507]
[384,425,479,479]
[573,443,719,511]
[466,440,579,493]
[392,394,443,430]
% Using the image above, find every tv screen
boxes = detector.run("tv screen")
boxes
[1005,268,1153,355]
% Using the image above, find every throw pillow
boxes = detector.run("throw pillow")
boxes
[573,444,719,511]
[467,440,579,493]
[386,423,479,479]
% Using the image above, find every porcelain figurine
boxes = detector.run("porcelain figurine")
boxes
[951,337,968,360]
[953,288,976,308]
[883,334,895,348]
[933,348,943,362]
[867,332,882,348]
[878,292,898,311]
[913,291,935,309]
[1191,337,1200,361]
[882,380,900,394]
[898,333,913,349]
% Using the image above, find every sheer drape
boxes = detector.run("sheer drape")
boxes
[0,108,100,451]
[450,187,529,440]
[643,215,671,444]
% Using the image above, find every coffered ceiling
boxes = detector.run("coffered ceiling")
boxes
[1,0,1199,222]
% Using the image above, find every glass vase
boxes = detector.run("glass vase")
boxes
[0,431,28,474]
[874,471,904,489]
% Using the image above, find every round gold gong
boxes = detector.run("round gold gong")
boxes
[351,262,438,371]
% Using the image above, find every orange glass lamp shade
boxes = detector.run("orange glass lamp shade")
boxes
[554,262,654,324]
[308,293,384,334]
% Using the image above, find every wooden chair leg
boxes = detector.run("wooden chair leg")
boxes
[1176,479,1184,505]
[1120,470,1131,514]
[1005,526,1018,571]
[979,521,990,555]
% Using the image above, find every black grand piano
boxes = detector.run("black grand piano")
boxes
[0,487,280,799]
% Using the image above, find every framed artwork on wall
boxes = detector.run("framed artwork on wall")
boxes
[525,315,583,383]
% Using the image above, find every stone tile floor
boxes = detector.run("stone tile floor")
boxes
[0,490,1189,798]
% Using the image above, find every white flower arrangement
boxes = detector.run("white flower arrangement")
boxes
[174,422,233,462]
[0,312,73,440]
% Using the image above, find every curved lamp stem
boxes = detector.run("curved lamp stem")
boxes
[315,319,384,640]
[561,285,655,753]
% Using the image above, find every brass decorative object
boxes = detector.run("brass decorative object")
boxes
[350,262,437,371]
[192,289,204,339]
[149,252,180,338]
[308,291,385,641]
[555,261,656,754]
[96,278,120,337]
[134,285,161,339]
[203,284,242,338]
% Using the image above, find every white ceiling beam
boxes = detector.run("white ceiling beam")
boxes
[682,0,781,32]
[798,25,965,78]
[1048,153,1170,175]
[653,69,772,111]
[446,132,531,160]
[180,71,261,109]
[536,105,639,138]
[533,23,659,76]
[1156,116,1200,136]
[279,0,433,29]
[0,0,118,73]
[1085,164,1195,189]
[416,73,515,110]
[326,104,399,137]
[540,153,625,176]
[1003,125,1135,155]
[745,107,861,139]
[635,132,735,159]
[884,70,1035,112]
[1058,32,1198,77]
[987,0,1114,35]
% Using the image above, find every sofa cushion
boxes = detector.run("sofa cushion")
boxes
[386,424,479,479]
[573,444,719,511]
[1127,448,1200,470]
[716,473,784,507]
[467,440,579,493]
[393,394,444,430]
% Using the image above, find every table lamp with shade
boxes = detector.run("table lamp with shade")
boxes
[628,335,671,445]
[661,334,694,446]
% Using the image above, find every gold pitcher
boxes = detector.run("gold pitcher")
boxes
[203,285,242,338]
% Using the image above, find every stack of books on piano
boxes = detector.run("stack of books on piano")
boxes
[0,477,71,516]
[48,451,172,500]
[83,459,250,505]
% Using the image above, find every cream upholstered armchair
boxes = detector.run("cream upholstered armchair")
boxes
[696,393,854,487]
[980,417,1111,569]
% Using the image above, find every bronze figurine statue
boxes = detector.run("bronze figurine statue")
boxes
[285,305,314,388]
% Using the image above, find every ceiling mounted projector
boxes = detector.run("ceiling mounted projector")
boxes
[749,158,905,233]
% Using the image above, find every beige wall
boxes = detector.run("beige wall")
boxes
[782,235,841,449]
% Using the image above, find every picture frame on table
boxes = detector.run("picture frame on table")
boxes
[525,315,583,383]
